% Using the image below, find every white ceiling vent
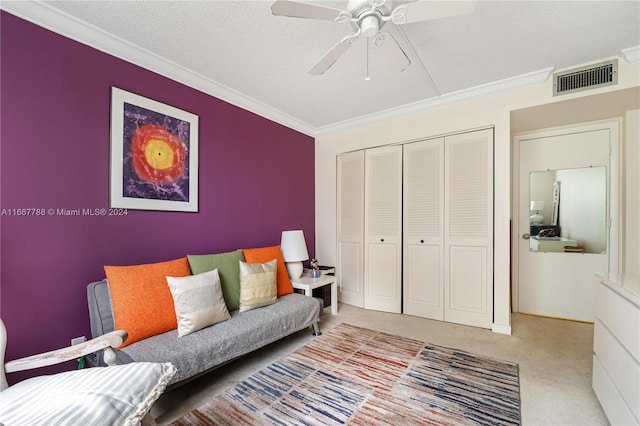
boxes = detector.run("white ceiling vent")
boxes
[553,60,618,96]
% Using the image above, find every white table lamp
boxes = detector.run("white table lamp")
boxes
[530,201,545,224]
[280,230,309,279]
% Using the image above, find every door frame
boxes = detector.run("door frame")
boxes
[511,119,620,313]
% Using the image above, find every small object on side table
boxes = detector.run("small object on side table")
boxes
[310,258,320,278]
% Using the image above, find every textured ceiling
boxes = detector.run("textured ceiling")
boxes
[5,1,640,134]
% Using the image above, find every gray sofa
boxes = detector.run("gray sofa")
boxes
[86,279,322,389]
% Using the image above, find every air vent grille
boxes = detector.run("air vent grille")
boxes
[553,60,617,96]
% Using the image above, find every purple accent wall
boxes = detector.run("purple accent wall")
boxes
[0,12,315,383]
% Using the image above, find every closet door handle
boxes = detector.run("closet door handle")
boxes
[420,239,424,243]
[380,238,384,242]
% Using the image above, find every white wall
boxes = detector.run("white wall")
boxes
[624,110,640,276]
[315,57,640,333]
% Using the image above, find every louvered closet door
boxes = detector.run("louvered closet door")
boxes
[337,151,365,308]
[364,145,402,313]
[444,129,494,328]
[403,138,445,320]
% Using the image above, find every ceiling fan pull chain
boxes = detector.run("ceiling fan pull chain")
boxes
[365,38,371,81]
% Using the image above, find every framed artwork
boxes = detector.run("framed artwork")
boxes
[110,87,199,212]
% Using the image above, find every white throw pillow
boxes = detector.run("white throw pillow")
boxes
[166,269,231,337]
[238,259,278,312]
[0,362,176,426]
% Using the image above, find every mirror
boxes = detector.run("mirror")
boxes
[529,166,607,254]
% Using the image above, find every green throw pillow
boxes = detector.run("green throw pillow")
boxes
[187,250,245,311]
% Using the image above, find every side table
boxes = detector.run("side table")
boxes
[290,273,338,315]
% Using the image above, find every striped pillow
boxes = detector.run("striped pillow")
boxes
[0,362,176,425]
[238,259,278,312]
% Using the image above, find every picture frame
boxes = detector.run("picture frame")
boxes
[551,181,560,226]
[110,86,199,212]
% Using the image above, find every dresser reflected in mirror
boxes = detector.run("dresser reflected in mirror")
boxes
[529,166,607,254]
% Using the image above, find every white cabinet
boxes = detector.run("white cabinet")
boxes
[337,128,494,327]
[403,138,445,319]
[444,130,493,328]
[337,146,402,313]
[529,237,578,252]
[364,146,402,313]
[403,130,494,328]
[593,274,640,425]
[337,151,365,308]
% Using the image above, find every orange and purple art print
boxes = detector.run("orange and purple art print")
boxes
[110,88,199,212]
[123,103,189,201]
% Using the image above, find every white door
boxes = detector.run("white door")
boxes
[364,145,402,313]
[444,129,494,328]
[515,122,617,322]
[337,151,365,308]
[403,138,445,320]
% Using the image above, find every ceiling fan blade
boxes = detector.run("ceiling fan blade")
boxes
[399,0,478,24]
[308,35,358,75]
[373,32,410,73]
[271,0,345,21]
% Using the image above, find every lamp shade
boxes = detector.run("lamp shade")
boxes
[280,230,309,262]
[530,201,545,211]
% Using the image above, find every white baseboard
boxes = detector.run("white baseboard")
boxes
[492,323,512,335]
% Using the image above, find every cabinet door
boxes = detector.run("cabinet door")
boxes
[444,129,493,328]
[364,145,402,313]
[403,138,444,320]
[337,151,365,308]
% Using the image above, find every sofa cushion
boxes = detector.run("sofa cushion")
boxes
[187,250,244,311]
[104,257,191,347]
[242,246,293,296]
[238,259,278,312]
[118,293,322,385]
[166,269,231,337]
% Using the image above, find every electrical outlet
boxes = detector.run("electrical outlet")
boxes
[71,336,86,346]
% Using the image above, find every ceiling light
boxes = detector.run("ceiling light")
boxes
[360,15,379,37]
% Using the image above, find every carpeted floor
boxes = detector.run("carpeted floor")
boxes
[171,323,520,425]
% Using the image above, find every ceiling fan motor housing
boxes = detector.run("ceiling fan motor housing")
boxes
[347,0,390,37]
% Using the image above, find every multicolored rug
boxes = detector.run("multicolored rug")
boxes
[171,323,520,425]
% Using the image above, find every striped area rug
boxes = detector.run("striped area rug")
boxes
[171,323,520,425]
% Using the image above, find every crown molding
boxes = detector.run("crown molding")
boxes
[0,2,562,138]
[1,1,316,137]
[621,45,640,65]
[315,67,554,135]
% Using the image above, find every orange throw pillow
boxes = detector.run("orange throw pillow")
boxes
[242,246,293,297]
[104,257,191,348]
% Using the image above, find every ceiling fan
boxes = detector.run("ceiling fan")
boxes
[271,0,478,76]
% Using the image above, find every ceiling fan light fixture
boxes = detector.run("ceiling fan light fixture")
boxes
[361,15,379,37]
